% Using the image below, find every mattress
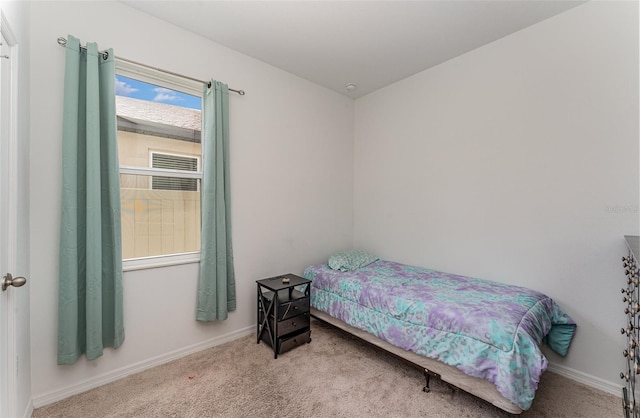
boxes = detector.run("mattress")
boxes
[303,260,576,410]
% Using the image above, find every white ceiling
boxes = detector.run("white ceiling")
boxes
[122,1,585,98]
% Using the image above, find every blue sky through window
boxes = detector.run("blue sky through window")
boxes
[116,75,201,110]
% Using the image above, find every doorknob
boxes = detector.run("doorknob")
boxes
[2,273,27,291]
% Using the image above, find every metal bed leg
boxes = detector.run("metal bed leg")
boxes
[423,369,442,393]
[423,369,431,393]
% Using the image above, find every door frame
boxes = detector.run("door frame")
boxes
[1,10,26,418]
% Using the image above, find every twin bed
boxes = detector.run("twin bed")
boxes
[302,252,576,414]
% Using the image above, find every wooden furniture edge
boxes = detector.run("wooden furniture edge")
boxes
[310,307,523,415]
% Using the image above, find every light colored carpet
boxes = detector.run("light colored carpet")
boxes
[33,319,620,417]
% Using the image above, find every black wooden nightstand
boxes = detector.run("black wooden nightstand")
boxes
[256,274,312,358]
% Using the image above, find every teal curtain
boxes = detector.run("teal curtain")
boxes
[196,80,236,321]
[57,35,124,364]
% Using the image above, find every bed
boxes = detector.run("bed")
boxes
[302,253,576,414]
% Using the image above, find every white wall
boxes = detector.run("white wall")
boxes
[354,1,638,391]
[29,1,353,404]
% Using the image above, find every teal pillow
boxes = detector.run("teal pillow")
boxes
[328,250,379,272]
[543,323,576,357]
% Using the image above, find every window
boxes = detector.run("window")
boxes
[115,61,203,269]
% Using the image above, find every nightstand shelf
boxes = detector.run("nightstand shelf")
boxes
[256,274,312,358]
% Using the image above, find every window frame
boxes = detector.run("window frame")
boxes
[116,60,203,271]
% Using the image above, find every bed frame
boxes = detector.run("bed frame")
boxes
[311,307,523,415]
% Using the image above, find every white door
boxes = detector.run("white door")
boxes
[1,22,28,418]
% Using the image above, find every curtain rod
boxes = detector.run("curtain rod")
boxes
[57,37,245,96]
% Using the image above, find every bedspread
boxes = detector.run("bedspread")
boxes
[303,260,576,410]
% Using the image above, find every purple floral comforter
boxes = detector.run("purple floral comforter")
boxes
[303,260,576,410]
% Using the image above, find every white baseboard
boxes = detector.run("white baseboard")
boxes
[548,361,622,398]
[32,325,254,409]
[31,330,622,409]
[21,401,33,418]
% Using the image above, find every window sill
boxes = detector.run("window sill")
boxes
[123,252,200,272]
